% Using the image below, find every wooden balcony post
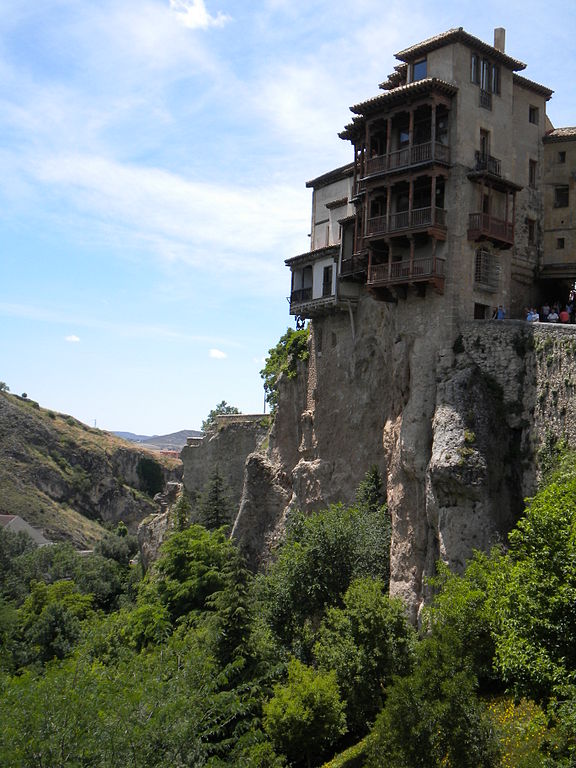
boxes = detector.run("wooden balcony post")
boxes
[431,103,437,153]
[388,240,393,280]
[386,117,392,169]
[431,175,437,225]
[409,236,415,277]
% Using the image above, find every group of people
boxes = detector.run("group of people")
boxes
[526,301,574,324]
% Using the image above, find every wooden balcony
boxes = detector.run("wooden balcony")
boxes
[367,206,447,239]
[468,212,514,248]
[288,287,344,318]
[367,256,445,293]
[340,253,368,278]
[365,141,450,178]
[474,151,501,176]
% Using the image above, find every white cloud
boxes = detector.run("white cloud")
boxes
[170,0,230,29]
[209,348,227,359]
[65,335,80,343]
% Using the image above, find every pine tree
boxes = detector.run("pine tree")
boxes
[197,469,233,531]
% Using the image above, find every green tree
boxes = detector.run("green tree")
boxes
[171,489,192,532]
[366,632,500,768]
[202,400,241,433]
[263,659,347,767]
[314,578,415,735]
[136,456,164,497]
[257,501,391,654]
[148,524,235,622]
[196,467,233,530]
[0,381,9,393]
[260,328,309,413]
[487,457,576,701]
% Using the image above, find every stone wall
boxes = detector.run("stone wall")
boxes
[180,415,268,513]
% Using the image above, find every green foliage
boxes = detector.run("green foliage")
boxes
[314,578,415,736]
[263,659,347,766]
[487,457,576,700]
[95,530,138,567]
[366,632,500,768]
[257,499,391,654]
[260,328,309,412]
[148,524,236,622]
[202,400,241,433]
[171,489,192,532]
[136,456,164,497]
[196,468,234,530]
[0,381,9,392]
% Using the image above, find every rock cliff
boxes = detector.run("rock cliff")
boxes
[232,296,576,619]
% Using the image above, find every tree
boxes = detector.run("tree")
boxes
[263,659,346,767]
[171,489,192,532]
[202,400,241,433]
[196,468,233,530]
[366,632,500,768]
[149,524,235,622]
[0,381,9,393]
[260,328,309,413]
[257,500,391,653]
[314,578,415,735]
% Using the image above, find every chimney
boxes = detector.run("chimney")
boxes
[494,27,506,52]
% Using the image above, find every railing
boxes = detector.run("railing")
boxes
[340,253,368,276]
[475,151,501,176]
[468,212,514,244]
[290,287,313,304]
[479,90,492,110]
[367,206,447,236]
[365,141,450,176]
[368,256,445,286]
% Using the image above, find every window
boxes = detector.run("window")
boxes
[557,237,565,249]
[480,129,490,160]
[529,159,537,188]
[558,151,566,164]
[527,218,536,244]
[471,54,480,84]
[529,105,539,124]
[491,65,501,95]
[413,59,427,81]
[474,248,499,290]
[322,265,333,297]
[554,185,569,208]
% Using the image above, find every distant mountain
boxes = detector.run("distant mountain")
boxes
[113,429,203,452]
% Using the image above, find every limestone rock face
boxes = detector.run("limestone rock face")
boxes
[137,482,182,571]
[180,416,268,513]
[232,294,576,619]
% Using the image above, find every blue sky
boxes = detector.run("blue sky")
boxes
[1,0,575,434]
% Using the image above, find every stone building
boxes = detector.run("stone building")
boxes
[542,128,576,294]
[286,27,576,322]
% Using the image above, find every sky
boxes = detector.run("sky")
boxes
[1,0,575,434]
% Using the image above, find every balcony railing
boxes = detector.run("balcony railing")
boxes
[368,256,445,286]
[479,89,492,110]
[340,253,368,277]
[468,212,514,246]
[290,287,313,304]
[475,151,501,176]
[367,206,447,237]
[365,141,450,176]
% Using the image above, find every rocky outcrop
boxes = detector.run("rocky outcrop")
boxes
[137,482,182,571]
[0,393,181,547]
[232,294,576,620]
[180,415,268,513]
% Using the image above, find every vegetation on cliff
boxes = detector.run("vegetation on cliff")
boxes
[1,462,576,766]
[261,327,309,412]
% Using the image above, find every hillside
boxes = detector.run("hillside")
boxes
[0,392,181,547]
[114,429,202,451]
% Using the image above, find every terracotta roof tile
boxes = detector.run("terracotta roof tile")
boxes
[395,27,526,71]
